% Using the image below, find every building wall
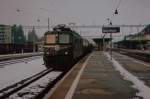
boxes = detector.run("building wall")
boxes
[144,34,150,40]
[0,25,5,43]
[0,25,11,43]
[125,33,150,41]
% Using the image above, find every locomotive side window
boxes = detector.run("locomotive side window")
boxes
[59,34,70,44]
[46,34,56,43]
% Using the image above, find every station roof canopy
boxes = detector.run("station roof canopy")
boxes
[93,38,112,44]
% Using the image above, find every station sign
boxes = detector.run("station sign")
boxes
[102,27,120,33]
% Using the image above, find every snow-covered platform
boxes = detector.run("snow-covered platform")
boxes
[46,51,145,99]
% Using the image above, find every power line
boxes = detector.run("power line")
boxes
[110,0,123,22]
[23,24,146,29]
[116,0,122,11]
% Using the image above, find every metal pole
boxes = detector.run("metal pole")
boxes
[109,21,113,60]
[103,38,104,51]
[103,35,105,51]
[102,34,106,51]
[48,17,50,31]
[33,26,35,52]
[110,32,113,60]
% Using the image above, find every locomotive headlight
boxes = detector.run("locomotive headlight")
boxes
[54,45,60,51]
[65,52,68,55]
[46,52,50,54]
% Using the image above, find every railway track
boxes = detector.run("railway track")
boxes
[115,49,150,63]
[0,68,63,99]
[0,56,42,68]
[0,53,43,62]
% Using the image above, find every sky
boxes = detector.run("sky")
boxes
[0,0,150,39]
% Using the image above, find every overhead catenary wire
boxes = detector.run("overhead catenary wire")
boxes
[116,0,122,10]
[110,0,123,23]
[23,24,145,29]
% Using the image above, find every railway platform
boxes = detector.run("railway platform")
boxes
[45,51,139,99]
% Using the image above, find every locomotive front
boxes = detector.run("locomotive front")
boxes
[43,29,73,70]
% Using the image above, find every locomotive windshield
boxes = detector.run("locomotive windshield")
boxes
[45,33,70,44]
[59,34,70,43]
[46,34,57,44]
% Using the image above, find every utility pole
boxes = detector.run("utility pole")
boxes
[48,17,50,31]
[102,34,106,51]
[32,26,36,52]
[109,20,111,53]
[110,30,113,60]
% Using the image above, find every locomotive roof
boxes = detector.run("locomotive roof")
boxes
[44,24,82,39]
[44,29,81,36]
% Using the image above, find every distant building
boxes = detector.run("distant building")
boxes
[0,25,11,43]
[124,24,150,41]
[143,33,150,40]
[117,24,150,49]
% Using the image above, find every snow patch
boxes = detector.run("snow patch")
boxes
[0,57,46,90]
[9,71,62,99]
[105,52,150,99]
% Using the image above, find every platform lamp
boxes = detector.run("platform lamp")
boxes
[115,9,118,15]
[110,9,118,59]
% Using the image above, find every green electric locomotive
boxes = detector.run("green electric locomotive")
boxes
[43,24,92,70]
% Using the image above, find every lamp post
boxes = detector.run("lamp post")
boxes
[110,9,118,60]
[108,19,112,53]
[32,26,37,52]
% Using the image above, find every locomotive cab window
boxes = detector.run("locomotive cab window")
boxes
[46,34,57,44]
[45,33,70,44]
[59,34,70,44]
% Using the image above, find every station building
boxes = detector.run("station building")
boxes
[116,24,150,49]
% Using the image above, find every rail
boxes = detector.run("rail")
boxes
[0,68,53,98]
[114,49,150,63]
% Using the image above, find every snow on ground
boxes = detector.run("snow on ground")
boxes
[0,56,46,90]
[9,71,62,99]
[105,52,150,99]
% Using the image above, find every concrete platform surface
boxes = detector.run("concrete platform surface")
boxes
[72,51,136,99]
[113,52,150,88]
[47,51,137,99]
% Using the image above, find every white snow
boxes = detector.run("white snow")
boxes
[0,56,46,90]
[9,71,62,99]
[105,52,150,99]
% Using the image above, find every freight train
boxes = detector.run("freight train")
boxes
[43,24,92,70]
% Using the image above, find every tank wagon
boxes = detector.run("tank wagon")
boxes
[43,24,92,70]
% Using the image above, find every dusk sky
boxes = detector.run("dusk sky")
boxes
[0,0,150,39]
